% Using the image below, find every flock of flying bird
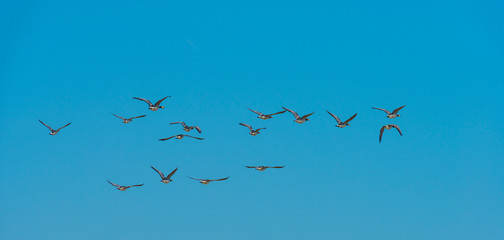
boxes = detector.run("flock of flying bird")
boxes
[38,96,406,191]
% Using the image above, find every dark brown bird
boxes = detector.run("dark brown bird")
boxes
[151,166,178,184]
[372,105,405,119]
[38,120,71,135]
[170,122,202,133]
[239,123,266,136]
[112,114,147,124]
[379,124,403,143]
[327,111,357,128]
[133,96,171,111]
[159,134,204,141]
[245,166,285,171]
[282,107,315,123]
[248,108,286,120]
[107,181,144,191]
[187,176,229,185]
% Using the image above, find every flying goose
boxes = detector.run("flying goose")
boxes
[327,111,357,128]
[151,166,178,184]
[107,181,144,191]
[248,108,286,120]
[282,107,315,124]
[133,96,171,111]
[379,124,403,143]
[170,122,202,133]
[372,105,405,119]
[245,166,285,171]
[159,134,204,141]
[239,123,266,136]
[112,114,147,124]
[38,120,71,135]
[187,176,229,185]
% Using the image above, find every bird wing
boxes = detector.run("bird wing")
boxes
[167,167,178,179]
[343,113,357,124]
[301,112,315,119]
[187,176,203,181]
[154,96,170,107]
[56,122,72,131]
[247,108,263,115]
[379,126,386,143]
[391,124,403,136]
[159,136,176,141]
[268,110,286,116]
[239,123,253,131]
[392,105,406,114]
[170,122,187,127]
[133,97,153,106]
[282,107,299,118]
[193,126,202,133]
[211,177,229,182]
[151,166,165,179]
[256,128,267,131]
[185,135,204,140]
[326,111,342,124]
[112,114,125,120]
[128,184,144,188]
[130,115,147,119]
[372,107,391,114]
[271,166,285,168]
[245,166,256,168]
[107,180,121,188]
[38,120,54,131]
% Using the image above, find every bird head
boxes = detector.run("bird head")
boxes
[160,106,165,109]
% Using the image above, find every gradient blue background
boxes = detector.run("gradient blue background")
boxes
[1,0,503,239]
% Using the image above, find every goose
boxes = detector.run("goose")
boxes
[133,96,171,111]
[112,114,147,124]
[107,181,144,191]
[187,176,229,185]
[239,123,266,136]
[170,122,202,133]
[379,124,402,143]
[38,120,71,135]
[248,108,286,120]
[327,111,357,128]
[282,107,315,124]
[159,134,204,141]
[151,166,178,184]
[245,166,285,171]
[372,105,405,119]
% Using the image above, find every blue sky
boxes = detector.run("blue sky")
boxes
[1,0,503,239]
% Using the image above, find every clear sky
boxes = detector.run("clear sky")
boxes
[1,0,503,239]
